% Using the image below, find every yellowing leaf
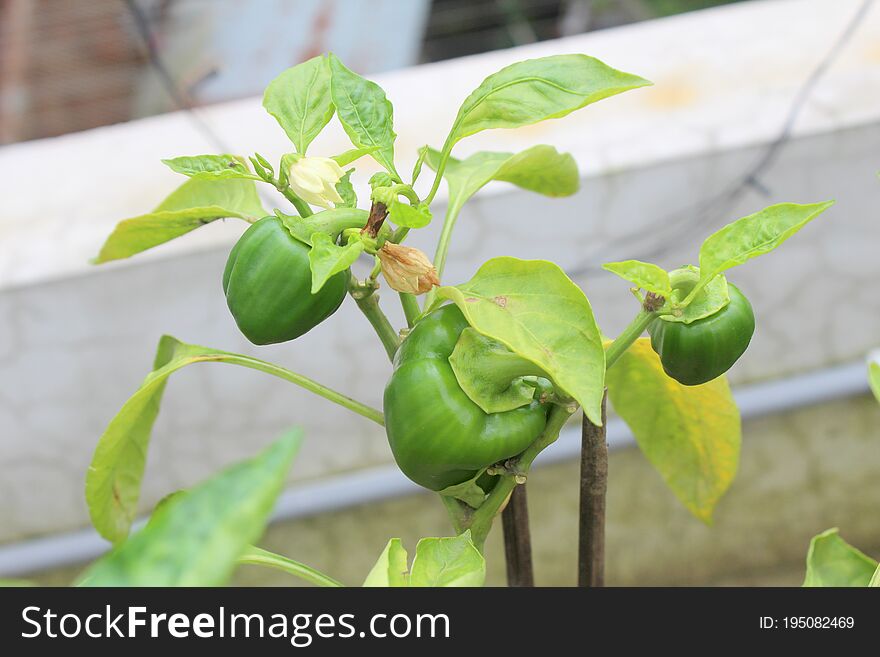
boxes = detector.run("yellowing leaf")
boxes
[606,338,740,522]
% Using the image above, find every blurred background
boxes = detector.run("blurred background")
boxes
[0,0,878,586]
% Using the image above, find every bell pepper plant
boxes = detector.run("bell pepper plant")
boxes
[81,52,834,586]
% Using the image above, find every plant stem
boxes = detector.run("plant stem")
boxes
[198,354,384,426]
[424,203,462,309]
[238,546,343,587]
[350,274,400,361]
[466,405,574,549]
[578,392,607,587]
[278,186,314,218]
[501,484,534,587]
[399,292,421,327]
[604,309,657,369]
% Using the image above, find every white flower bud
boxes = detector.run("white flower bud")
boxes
[287,156,346,209]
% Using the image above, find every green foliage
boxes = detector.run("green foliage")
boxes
[449,327,546,413]
[699,201,834,284]
[87,335,383,543]
[328,54,399,178]
[603,260,671,298]
[363,532,485,587]
[446,54,649,149]
[307,232,364,293]
[161,154,260,180]
[263,55,334,153]
[435,257,605,425]
[803,528,878,587]
[94,178,265,263]
[80,434,301,586]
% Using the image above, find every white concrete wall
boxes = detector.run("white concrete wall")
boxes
[1,0,879,548]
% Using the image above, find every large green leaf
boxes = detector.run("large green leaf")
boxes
[803,528,878,587]
[161,154,261,181]
[79,434,301,586]
[86,335,383,544]
[606,338,740,522]
[448,54,649,146]
[602,260,671,298]
[94,178,266,263]
[409,532,485,587]
[363,538,409,587]
[699,201,834,283]
[263,56,334,153]
[426,145,579,217]
[328,54,398,178]
[435,257,605,425]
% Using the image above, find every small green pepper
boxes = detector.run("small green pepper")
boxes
[383,304,550,491]
[648,279,755,386]
[223,216,348,345]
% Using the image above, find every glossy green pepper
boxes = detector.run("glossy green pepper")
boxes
[223,216,347,345]
[648,280,755,386]
[384,304,551,491]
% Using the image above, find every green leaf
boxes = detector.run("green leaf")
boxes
[334,169,357,208]
[662,266,730,324]
[699,201,835,282]
[869,361,880,404]
[409,531,485,587]
[446,54,649,150]
[161,154,261,181]
[425,145,579,217]
[328,54,398,178]
[363,538,409,587]
[94,178,266,263]
[437,470,489,509]
[606,338,740,523]
[870,563,880,587]
[86,334,384,544]
[435,257,605,425]
[803,528,878,587]
[332,146,378,167]
[0,579,33,587]
[388,200,432,229]
[603,260,671,298]
[307,232,364,293]
[79,434,301,587]
[449,327,546,413]
[238,546,343,587]
[263,56,334,153]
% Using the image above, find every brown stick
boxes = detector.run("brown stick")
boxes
[578,391,608,587]
[501,484,534,587]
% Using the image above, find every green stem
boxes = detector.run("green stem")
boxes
[604,310,657,370]
[424,134,455,206]
[399,293,421,327]
[350,274,400,361]
[424,202,461,308]
[198,354,384,426]
[465,405,574,550]
[238,546,343,587]
[279,187,314,218]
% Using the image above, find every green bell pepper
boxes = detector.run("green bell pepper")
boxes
[223,215,350,345]
[383,304,551,491]
[648,279,755,386]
